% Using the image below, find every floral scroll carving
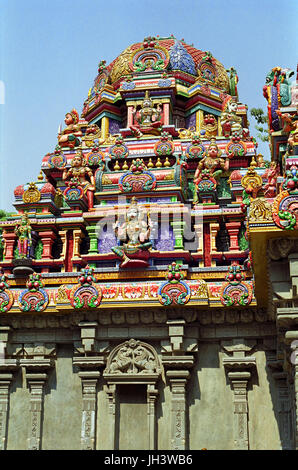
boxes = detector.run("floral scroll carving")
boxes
[104,339,161,376]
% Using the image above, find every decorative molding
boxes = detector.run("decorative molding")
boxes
[166,370,189,450]
[78,371,100,450]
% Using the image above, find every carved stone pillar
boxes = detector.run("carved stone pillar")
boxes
[38,230,56,259]
[272,370,293,449]
[147,384,158,450]
[26,374,47,450]
[0,374,13,450]
[79,371,100,450]
[104,383,116,450]
[0,358,18,451]
[86,225,98,255]
[171,220,185,250]
[58,230,67,271]
[222,339,256,450]
[2,231,16,262]
[162,320,196,450]
[166,370,189,450]
[73,355,105,451]
[227,371,251,450]
[285,331,298,449]
[210,222,220,252]
[73,229,83,259]
[20,358,53,450]
[226,221,241,251]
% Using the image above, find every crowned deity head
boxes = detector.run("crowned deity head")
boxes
[65,108,79,126]
[71,151,86,168]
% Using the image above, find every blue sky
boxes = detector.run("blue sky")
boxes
[0,0,297,211]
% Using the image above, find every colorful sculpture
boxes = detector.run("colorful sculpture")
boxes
[220,98,246,139]
[263,162,279,198]
[58,109,82,148]
[62,151,95,209]
[14,212,32,258]
[193,139,229,202]
[111,197,152,268]
[130,91,163,137]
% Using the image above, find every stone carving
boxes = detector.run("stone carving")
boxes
[267,237,298,261]
[249,198,273,222]
[104,339,161,375]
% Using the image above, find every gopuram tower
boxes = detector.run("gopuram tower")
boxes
[0,36,297,450]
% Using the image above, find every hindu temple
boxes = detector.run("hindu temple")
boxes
[0,35,297,450]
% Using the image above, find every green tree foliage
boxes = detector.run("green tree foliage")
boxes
[250,108,269,142]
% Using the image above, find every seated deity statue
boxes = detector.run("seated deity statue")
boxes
[130,90,164,137]
[111,197,152,268]
[62,151,95,210]
[14,212,32,259]
[220,99,248,139]
[58,109,82,149]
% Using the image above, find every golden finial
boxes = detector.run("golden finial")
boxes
[164,157,171,167]
[37,170,44,181]
[114,160,120,171]
[155,157,162,168]
[148,158,154,168]
[122,161,128,171]
[250,157,257,169]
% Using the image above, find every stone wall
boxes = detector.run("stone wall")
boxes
[0,317,294,450]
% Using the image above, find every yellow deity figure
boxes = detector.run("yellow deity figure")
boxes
[63,151,95,209]
[220,99,244,138]
[58,108,82,148]
[14,212,32,258]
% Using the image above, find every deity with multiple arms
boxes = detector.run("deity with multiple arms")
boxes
[111,197,152,268]
[130,90,163,137]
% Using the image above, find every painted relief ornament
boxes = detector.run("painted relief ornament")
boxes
[18,272,49,312]
[220,263,253,307]
[119,159,156,193]
[58,108,82,149]
[70,265,101,309]
[47,146,67,169]
[0,271,13,313]
[104,339,161,376]
[109,136,129,159]
[185,133,205,159]
[154,132,174,156]
[158,262,191,306]
[111,197,152,268]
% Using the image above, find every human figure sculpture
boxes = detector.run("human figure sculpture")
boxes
[62,151,95,210]
[111,197,152,268]
[226,67,239,98]
[14,212,32,259]
[58,109,82,148]
[220,99,247,139]
[193,139,229,202]
[130,90,163,137]
[263,162,279,198]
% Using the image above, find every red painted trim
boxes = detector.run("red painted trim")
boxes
[203,224,211,267]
